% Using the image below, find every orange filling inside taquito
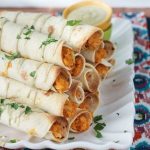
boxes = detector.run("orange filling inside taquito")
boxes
[54,70,70,93]
[71,113,92,132]
[96,64,110,79]
[95,48,107,63]
[50,117,68,140]
[70,55,84,77]
[63,100,78,118]
[84,31,102,50]
[79,96,91,111]
[62,46,74,69]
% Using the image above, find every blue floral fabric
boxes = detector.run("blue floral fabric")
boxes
[114,12,150,149]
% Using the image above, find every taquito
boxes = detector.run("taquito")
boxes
[0,98,69,142]
[0,76,77,118]
[67,80,85,105]
[69,109,92,133]
[70,53,85,78]
[78,63,100,92]
[0,17,75,70]
[79,92,99,113]
[82,40,115,64]
[95,59,116,80]
[0,11,104,52]
[0,51,72,93]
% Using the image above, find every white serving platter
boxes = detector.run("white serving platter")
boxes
[0,17,135,150]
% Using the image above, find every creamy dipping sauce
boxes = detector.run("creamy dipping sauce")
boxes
[67,6,107,26]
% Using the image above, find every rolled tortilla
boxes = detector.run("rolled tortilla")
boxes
[0,18,75,70]
[0,51,72,93]
[0,76,77,118]
[95,59,116,80]
[69,109,92,133]
[0,98,69,142]
[78,63,100,92]
[82,40,115,64]
[79,92,99,113]
[0,11,104,52]
[70,53,85,78]
[67,80,85,105]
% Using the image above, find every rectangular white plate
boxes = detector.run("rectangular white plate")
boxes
[0,17,135,150]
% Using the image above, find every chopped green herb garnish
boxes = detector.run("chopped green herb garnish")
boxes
[0,108,3,116]
[68,137,75,140]
[24,36,30,40]
[93,115,106,138]
[25,106,32,114]
[40,36,58,48]
[125,58,134,65]
[67,20,81,26]
[0,99,5,104]
[17,34,21,39]
[93,115,102,123]
[10,103,19,110]
[94,123,106,131]
[9,139,17,143]
[125,53,137,65]
[20,104,25,108]
[5,52,21,60]
[24,30,32,36]
[30,71,36,78]
[23,25,35,40]
[95,131,102,138]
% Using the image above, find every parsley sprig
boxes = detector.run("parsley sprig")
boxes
[68,137,75,140]
[0,99,5,104]
[66,20,81,26]
[10,103,19,110]
[25,106,32,114]
[0,108,3,116]
[125,53,137,65]
[23,25,35,40]
[93,115,106,138]
[9,139,17,143]
[5,52,21,60]
[40,35,58,48]
[30,71,36,78]
[0,99,32,115]
[16,34,21,39]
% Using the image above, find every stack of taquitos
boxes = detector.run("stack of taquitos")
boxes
[0,11,116,142]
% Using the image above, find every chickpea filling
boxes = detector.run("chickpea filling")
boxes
[50,118,68,139]
[54,71,70,93]
[63,100,78,118]
[96,64,110,79]
[71,114,91,132]
[70,55,84,77]
[95,48,107,64]
[84,31,102,50]
[62,46,74,69]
